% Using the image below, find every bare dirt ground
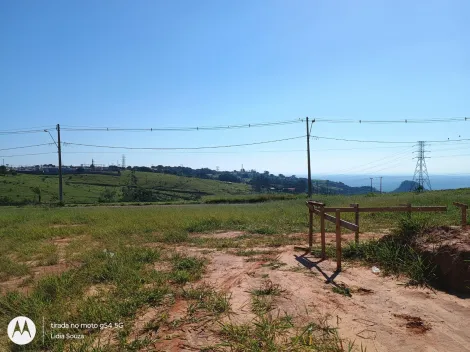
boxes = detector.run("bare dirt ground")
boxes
[3,230,469,351]
[0,236,79,295]
[138,237,470,352]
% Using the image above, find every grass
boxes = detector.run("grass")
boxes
[339,217,436,285]
[219,281,355,351]
[0,188,468,349]
[183,285,232,318]
[202,193,300,204]
[332,285,352,297]
[251,280,285,296]
[0,170,251,205]
[0,246,205,351]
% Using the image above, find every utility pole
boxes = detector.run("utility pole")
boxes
[306,117,312,198]
[370,177,373,193]
[380,176,383,194]
[57,124,63,203]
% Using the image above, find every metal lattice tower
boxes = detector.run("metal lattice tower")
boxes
[411,141,432,191]
[122,155,126,169]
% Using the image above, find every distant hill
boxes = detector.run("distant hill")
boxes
[0,171,251,205]
[2,164,382,205]
[392,180,420,193]
[312,179,378,195]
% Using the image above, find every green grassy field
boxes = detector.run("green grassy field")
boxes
[0,189,468,350]
[0,171,251,204]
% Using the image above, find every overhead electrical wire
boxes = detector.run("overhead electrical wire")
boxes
[60,119,304,132]
[310,135,470,144]
[325,149,414,177]
[0,152,56,158]
[0,128,57,136]
[0,143,54,151]
[314,117,468,124]
[431,153,470,158]
[62,135,305,150]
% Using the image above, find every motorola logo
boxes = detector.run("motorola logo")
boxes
[7,316,36,345]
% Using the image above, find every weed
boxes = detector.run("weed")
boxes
[0,257,30,280]
[220,312,294,351]
[170,254,206,284]
[332,285,352,297]
[184,285,231,317]
[251,295,274,314]
[251,280,284,296]
[341,236,435,285]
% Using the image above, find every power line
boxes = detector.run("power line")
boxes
[314,117,468,124]
[0,125,56,133]
[60,119,304,132]
[62,149,306,155]
[0,152,56,158]
[2,116,467,135]
[431,153,470,158]
[324,148,414,176]
[0,129,57,136]
[310,135,470,144]
[63,135,305,150]
[0,143,54,151]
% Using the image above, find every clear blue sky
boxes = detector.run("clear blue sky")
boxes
[1,0,469,180]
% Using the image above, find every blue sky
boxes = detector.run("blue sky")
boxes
[1,0,469,180]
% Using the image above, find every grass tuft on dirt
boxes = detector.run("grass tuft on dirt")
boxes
[312,216,436,286]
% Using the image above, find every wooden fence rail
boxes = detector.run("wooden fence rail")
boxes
[306,200,448,272]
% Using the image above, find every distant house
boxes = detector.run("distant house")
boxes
[43,167,59,174]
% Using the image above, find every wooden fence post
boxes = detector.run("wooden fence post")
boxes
[400,203,412,218]
[336,209,342,271]
[350,203,359,244]
[320,205,326,260]
[463,207,468,228]
[453,202,469,228]
[308,209,314,249]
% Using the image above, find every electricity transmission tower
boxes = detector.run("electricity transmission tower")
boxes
[411,141,432,191]
[122,155,126,169]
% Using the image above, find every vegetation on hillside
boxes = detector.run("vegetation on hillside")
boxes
[0,170,251,205]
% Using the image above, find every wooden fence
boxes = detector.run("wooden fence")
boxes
[306,201,449,271]
[453,202,468,228]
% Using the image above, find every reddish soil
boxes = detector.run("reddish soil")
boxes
[0,236,79,295]
[143,245,470,352]
[418,226,470,293]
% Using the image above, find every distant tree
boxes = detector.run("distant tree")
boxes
[218,172,240,183]
[76,167,84,174]
[98,188,117,203]
[0,165,6,175]
[129,171,138,186]
[294,179,307,193]
[250,174,270,192]
[120,186,156,202]
[31,186,41,203]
